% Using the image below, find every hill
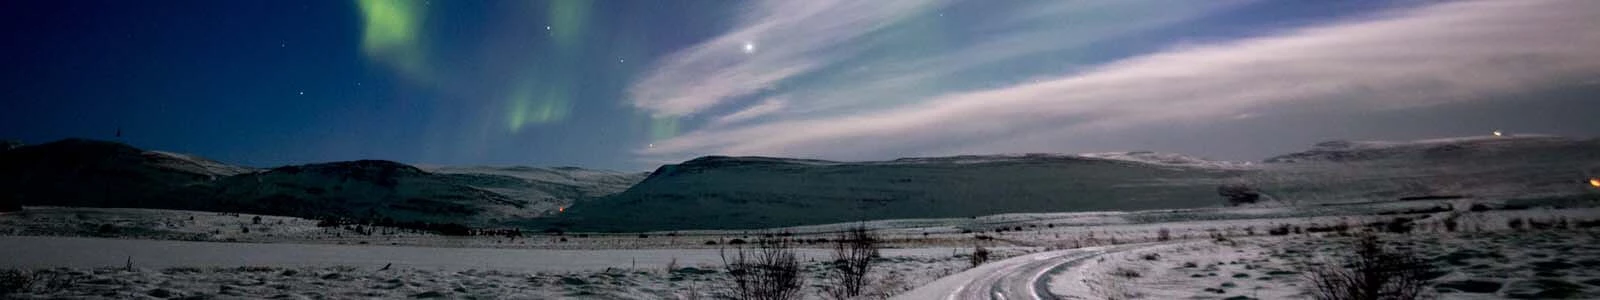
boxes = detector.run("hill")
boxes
[0,139,645,226]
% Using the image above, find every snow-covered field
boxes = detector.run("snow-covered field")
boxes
[0,236,1024,299]
[1045,230,1600,299]
[4,184,1600,299]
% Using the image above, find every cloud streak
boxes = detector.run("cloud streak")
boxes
[628,0,940,117]
[637,0,1600,161]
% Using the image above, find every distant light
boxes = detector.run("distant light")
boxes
[1590,178,1600,188]
[558,206,566,213]
[742,42,756,54]
[1493,130,1503,137]
[298,91,305,95]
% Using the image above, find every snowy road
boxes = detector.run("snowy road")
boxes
[894,243,1160,300]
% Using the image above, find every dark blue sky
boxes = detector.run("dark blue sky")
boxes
[4,1,1597,171]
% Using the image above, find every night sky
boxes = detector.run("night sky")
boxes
[3,0,1598,171]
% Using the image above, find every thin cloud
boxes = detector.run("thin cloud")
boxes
[710,97,788,126]
[628,0,941,117]
[640,0,1600,161]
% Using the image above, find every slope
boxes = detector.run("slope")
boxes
[553,154,1249,231]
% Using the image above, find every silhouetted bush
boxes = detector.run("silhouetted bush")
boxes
[1305,234,1434,300]
[721,237,803,300]
[1468,204,1492,212]
[969,244,991,268]
[1269,225,1292,236]
[822,226,878,299]
[1218,184,1261,206]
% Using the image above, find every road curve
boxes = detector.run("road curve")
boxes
[894,243,1160,300]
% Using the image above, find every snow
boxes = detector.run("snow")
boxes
[1077,151,1254,170]
[0,235,1006,299]
[141,150,256,177]
[1043,230,1600,299]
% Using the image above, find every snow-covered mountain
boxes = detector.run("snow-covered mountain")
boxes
[0,139,645,226]
[552,136,1600,231]
[1264,135,1584,163]
[1251,135,1600,205]
[142,150,257,178]
[6,135,1596,232]
[550,154,1248,231]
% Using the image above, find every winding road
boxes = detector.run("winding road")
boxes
[894,243,1161,300]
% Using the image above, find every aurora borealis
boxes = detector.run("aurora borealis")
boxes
[3,0,1598,170]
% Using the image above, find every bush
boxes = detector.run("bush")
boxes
[1157,228,1172,241]
[969,244,991,268]
[1442,214,1460,232]
[1218,184,1262,206]
[1305,234,1433,300]
[721,237,804,300]
[822,226,878,299]
[1508,218,1525,231]
[1269,225,1292,236]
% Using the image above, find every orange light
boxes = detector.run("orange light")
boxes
[558,206,566,213]
[1590,178,1600,188]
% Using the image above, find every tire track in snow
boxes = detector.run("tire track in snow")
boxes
[896,243,1167,300]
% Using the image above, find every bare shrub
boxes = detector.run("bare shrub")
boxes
[968,244,991,268]
[721,236,804,300]
[1442,213,1459,232]
[1156,228,1172,241]
[822,226,878,299]
[1304,234,1434,300]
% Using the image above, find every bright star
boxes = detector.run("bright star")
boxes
[298,91,305,95]
[742,42,756,54]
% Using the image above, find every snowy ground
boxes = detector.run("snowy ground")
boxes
[1044,230,1600,299]
[0,240,1025,299]
[5,197,1600,299]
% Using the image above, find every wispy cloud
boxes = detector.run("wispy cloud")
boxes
[709,97,787,126]
[636,0,1600,161]
[628,0,941,117]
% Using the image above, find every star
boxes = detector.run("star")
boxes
[297,91,305,95]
